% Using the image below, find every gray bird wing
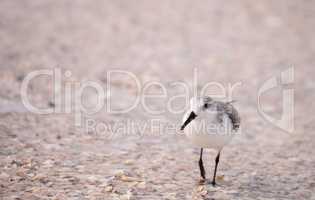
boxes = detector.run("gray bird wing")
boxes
[216,101,241,131]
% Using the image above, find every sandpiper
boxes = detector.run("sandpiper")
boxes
[181,96,240,186]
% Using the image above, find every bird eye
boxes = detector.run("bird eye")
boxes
[204,103,208,108]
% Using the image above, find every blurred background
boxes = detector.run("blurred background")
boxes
[0,0,314,199]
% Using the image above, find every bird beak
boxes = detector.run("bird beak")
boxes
[180,111,197,130]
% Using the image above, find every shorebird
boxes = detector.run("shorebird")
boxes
[181,96,240,186]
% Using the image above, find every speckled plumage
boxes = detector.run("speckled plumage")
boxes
[215,101,241,132]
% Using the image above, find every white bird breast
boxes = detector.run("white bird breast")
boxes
[182,110,237,150]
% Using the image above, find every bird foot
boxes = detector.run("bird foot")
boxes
[198,178,207,185]
[211,181,216,186]
[210,181,223,187]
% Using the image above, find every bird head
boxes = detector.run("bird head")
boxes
[180,96,214,130]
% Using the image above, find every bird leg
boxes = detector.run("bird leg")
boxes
[212,151,221,186]
[199,148,206,180]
